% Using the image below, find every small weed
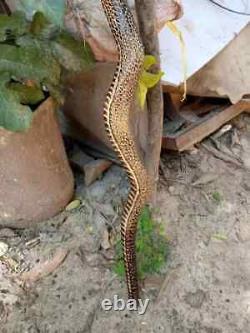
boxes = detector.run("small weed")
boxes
[212,191,223,204]
[212,233,228,241]
[113,206,169,279]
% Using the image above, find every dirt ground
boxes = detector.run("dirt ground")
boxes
[0,114,250,333]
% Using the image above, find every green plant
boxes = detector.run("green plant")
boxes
[137,55,164,108]
[0,11,94,132]
[212,191,223,204]
[113,206,169,279]
[12,0,66,26]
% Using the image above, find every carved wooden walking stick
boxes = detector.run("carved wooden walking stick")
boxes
[100,0,151,300]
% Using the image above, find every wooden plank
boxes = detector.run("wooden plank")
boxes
[180,100,224,116]
[162,100,250,151]
[243,99,250,113]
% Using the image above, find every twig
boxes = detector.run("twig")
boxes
[201,142,243,168]
[20,248,68,284]
[67,0,88,42]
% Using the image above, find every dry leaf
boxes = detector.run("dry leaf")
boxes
[65,199,81,211]
[192,173,219,186]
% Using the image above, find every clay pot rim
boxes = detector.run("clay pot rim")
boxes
[0,97,57,135]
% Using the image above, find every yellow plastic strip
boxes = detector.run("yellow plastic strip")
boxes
[165,21,187,101]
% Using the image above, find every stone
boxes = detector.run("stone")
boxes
[84,159,112,186]
[70,146,112,186]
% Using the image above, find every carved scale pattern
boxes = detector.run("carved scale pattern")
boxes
[100,0,151,300]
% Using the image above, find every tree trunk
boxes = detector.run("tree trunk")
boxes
[0,0,11,14]
[135,0,164,201]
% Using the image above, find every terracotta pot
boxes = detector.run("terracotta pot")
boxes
[0,98,74,228]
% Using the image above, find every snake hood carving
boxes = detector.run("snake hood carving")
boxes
[100,0,151,300]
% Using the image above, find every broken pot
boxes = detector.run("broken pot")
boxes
[0,98,74,228]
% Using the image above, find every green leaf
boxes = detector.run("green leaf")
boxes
[0,74,33,132]
[137,55,164,108]
[13,0,65,26]
[137,71,164,108]
[212,191,223,204]
[0,10,96,132]
[7,82,44,105]
[51,32,95,72]
[140,71,164,89]
[0,43,61,86]
[143,55,157,71]
[0,11,28,41]
[30,11,58,39]
[137,80,148,108]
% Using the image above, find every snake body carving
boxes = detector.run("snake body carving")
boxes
[100,0,151,300]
